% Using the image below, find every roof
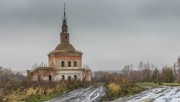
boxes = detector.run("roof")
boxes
[31,67,90,73]
[54,68,91,71]
[55,42,76,52]
[32,67,56,72]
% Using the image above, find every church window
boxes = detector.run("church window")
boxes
[74,75,77,80]
[65,35,67,40]
[38,75,41,81]
[62,75,65,80]
[74,61,77,67]
[61,61,65,67]
[68,76,71,81]
[83,74,87,81]
[49,75,52,81]
[68,61,71,67]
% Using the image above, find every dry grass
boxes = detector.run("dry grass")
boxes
[0,80,92,102]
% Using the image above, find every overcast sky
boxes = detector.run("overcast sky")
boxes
[0,0,180,71]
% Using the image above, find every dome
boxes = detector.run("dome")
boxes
[55,42,76,52]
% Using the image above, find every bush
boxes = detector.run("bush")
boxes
[97,71,145,101]
[1,80,92,102]
[107,83,121,95]
[0,67,93,101]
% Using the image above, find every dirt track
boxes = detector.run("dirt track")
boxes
[48,86,180,102]
[47,86,105,102]
[115,86,180,102]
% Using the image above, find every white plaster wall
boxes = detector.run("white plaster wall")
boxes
[54,70,83,81]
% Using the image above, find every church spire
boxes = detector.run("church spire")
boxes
[63,3,66,21]
[60,3,69,43]
[62,3,68,33]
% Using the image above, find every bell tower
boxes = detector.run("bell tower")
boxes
[60,3,69,43]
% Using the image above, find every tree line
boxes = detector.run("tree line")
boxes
[94,57,180,84]
[120,61,178,84]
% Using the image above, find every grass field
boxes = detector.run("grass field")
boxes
[137,82,180,88]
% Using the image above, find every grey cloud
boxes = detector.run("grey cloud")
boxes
[0,0,180,71]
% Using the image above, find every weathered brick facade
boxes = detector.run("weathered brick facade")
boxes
[27,5,91,81]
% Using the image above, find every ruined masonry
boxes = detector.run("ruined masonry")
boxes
[27,5,91,81]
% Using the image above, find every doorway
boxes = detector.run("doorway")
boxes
[49,75,52,81]
[68,76,71,81]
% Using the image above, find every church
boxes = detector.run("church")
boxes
[27,5,91,81]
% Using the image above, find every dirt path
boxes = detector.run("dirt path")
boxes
[114,86,180,102]
[47,86,105,102]
[47,85,180,102]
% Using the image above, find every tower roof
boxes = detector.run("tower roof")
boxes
[49,4,82,55]
[55,42,76,52]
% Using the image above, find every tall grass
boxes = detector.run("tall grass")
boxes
[0,80,92,102]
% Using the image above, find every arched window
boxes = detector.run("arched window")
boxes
[74,75,77,80]
[68,76,71,81]
[62,75,65,80]
[68,61,71,67]
[84,74,87,81]
[38,75,41,81]
[61,61,65,67]
[50,61,53,66]
[49,75,52,81]
[74,61,77,67]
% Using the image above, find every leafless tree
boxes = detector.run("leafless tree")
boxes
[138,61,143,81]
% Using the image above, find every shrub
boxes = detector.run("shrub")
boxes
[107,83,121,95]
[1,81,92,102]
[97,71,145,101]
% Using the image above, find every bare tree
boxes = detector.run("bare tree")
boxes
[138,61,143,81]
[122,65,133,77]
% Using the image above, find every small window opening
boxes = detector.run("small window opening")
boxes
[38,75,41,81]
[62,75,65,80]
[49,75,52,81]
[61,61,65,67]
[74,61,77,67]
[68,61,71,67]
[68,76,71,81]
[74,75,77,80]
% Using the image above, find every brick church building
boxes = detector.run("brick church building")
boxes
[27,5,91,81]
